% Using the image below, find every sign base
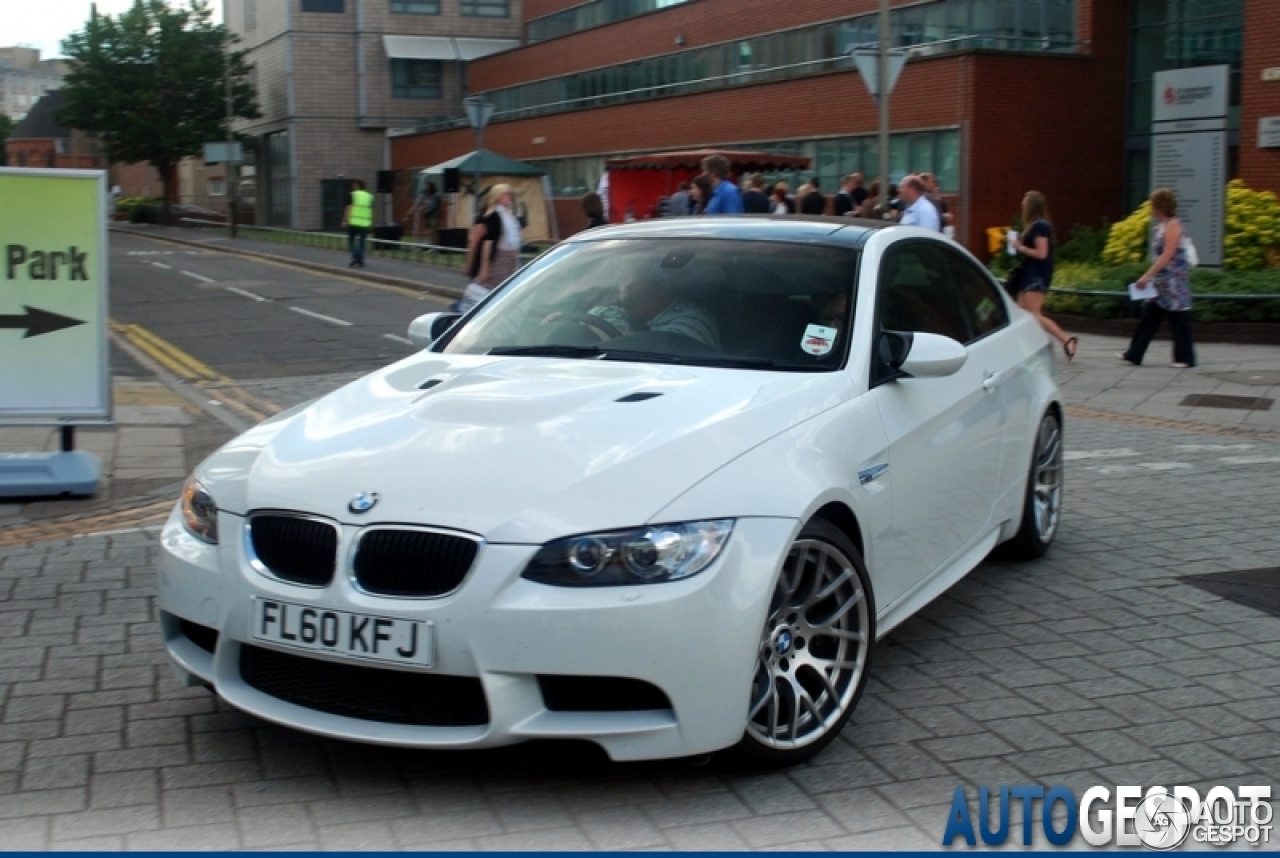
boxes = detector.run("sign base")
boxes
[0,450,102,498]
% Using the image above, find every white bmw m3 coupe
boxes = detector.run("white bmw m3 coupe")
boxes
[157,217,1063,767]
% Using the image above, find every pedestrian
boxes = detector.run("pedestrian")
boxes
[800,177,827,215]
[856,181,881,218]
[834,173,867,216]
[582,191,607,228]
[1011,190,1077,360]
[742,174,771,213]
[691,174,714,214]
[668,181,692,217]
[770,181,795,214]
[898,175,941,231]
[407,181,440,240]
[700,154,744,214]
[918,172,950,232]
[477,184,522,290]
[341,178,374,268]
[1118,187,1196,368]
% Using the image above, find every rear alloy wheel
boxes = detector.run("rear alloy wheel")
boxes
[729,518,874,768]
[1001,409,1063,560]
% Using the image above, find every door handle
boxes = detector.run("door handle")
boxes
[982,371,1001,393]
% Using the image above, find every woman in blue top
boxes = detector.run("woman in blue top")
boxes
[1012,191,1077,360]
[1119,188,1196,368]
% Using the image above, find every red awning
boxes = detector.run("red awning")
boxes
[605,148,811,172]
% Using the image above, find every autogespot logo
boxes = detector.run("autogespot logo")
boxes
[942,784,1273,849]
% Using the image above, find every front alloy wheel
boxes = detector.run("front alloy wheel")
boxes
[731,518,874,767]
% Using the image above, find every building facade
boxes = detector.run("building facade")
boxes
[225,0,522,229]
[388,0,1271,254]
[0,47,67,121]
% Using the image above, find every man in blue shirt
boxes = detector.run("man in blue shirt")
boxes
[700,155,744,215]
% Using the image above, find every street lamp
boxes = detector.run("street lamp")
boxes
[463,95,494,217]
[223,41,239,238]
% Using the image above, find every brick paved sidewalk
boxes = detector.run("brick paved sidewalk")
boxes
[1,415,1277,849]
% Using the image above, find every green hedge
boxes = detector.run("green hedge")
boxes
[1038,263,1280,323]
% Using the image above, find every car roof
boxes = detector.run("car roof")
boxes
[567,215,891,248]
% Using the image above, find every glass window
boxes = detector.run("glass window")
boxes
[946,248,1009,341]
[392,59,442,98]
[207,179,226,197]
[391,0,439,11]
[1047,0,1074,46]
[300,0,343,11]
[441,239,860,370]
[1135,0,1173,26]
[461,0,508,16]
[908,135,934,177]
[936,130,960,191]
[877,243,970,344]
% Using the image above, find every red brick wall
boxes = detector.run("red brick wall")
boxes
[1240,0,1280,194]
[5,140,58,168]
[475,0,913,92]
[962,0,1129,257]
[394,0,1131,256]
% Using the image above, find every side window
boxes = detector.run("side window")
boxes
[876,243,969,344]
[946,249,1009,342]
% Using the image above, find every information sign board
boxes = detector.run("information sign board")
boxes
[1259,117,1280,149]
[1151,132,1226,268]
[1151,67,1229,268]
[0,168,111,423]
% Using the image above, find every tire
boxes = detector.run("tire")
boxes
[723,518,875,769]
[999,409,1063,560]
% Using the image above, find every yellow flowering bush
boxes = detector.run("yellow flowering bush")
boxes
[1101,201,1151,265]
[1103,181,1280,272]
[1223,179,1280,272]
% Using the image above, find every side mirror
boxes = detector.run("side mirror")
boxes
[407,312,461,348]
[900,331,967,378]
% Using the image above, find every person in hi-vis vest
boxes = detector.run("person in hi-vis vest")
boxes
[341,179,374,268]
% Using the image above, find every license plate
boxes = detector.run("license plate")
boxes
[250,597,434,667]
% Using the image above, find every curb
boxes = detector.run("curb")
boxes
[110,226,467,300]
[1047,313,1280,345]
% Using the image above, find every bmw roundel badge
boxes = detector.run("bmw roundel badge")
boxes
[348,492,379,514]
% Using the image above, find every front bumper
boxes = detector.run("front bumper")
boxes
[156,506,796,761]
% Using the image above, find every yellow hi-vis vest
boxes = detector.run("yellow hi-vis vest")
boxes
[349,188,374,227]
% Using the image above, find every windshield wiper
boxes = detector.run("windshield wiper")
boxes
[488,345,606,358]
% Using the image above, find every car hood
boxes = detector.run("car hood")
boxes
[205,354,849,543]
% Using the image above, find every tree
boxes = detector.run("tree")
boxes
[0,114,14,166]
[57,0,259,221]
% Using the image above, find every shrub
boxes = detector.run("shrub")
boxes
[1102,202,1151,266]
[1223,179,1280,272]
[1057,220,1110,264]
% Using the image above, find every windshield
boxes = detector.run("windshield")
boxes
[439,238,859,371]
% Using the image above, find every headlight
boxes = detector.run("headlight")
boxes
[522,520,734,586]
[180,477,219,544]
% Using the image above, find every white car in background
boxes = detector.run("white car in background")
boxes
[157,217,1063,767]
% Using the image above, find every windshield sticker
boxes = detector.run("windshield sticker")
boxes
[802,324,838,356]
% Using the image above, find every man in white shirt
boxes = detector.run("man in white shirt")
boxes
[898,175,941,232]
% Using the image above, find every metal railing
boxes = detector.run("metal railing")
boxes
[1049,287,1280,301]
[179,218,542,270]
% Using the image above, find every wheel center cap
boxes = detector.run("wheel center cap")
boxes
[773,628,794,656]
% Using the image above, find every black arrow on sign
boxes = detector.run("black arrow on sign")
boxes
[0,306,87,338]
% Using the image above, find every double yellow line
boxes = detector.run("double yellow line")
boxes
[110,321,282,424]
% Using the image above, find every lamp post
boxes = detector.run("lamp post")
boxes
[877,0,890,216]
[224,41,239,238]
[463,95,494,218]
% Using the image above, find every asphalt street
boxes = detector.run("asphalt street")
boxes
[109,231,450,380]
[0,233,1276,849]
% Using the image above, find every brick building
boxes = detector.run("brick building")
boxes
[388,0,1270,254]
[3,90,103,170]
[224,0,522,229]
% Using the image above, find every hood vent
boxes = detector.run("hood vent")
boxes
[418,378,444,390]
[616,392,662,403]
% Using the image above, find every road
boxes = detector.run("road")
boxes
[109,231,450,383]
[0,234,1276,848]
